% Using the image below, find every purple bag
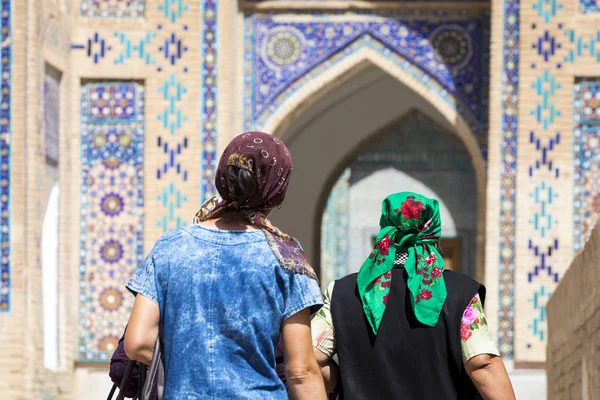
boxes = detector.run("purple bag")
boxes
[109,330,140,398]
[108,328,160,400]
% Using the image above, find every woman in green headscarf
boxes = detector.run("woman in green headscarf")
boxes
[311,192,515,400]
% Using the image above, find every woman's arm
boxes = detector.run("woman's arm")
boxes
[282,308,327,400]
[124,294,160,365]
[314,349,340,394]
[465,354,516,400]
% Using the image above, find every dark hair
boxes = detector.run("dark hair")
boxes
[435,239,444,255]
[225,165,258,205]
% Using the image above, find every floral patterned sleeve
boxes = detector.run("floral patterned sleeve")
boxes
[311,281,337,358]
[460,294,500,362]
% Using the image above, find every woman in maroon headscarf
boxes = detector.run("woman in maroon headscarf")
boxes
[123,132,327,399]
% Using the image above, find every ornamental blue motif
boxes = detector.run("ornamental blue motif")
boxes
[0,0,11,312]
[245,13,489,156]
[580,0,600,13]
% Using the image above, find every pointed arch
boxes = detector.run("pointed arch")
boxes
[258,44,485,177]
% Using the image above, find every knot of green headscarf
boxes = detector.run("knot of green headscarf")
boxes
[357,192,447,335]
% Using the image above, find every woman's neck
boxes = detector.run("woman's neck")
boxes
[199,211,259,231]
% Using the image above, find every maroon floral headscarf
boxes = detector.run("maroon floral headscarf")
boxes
[194,132,317,280]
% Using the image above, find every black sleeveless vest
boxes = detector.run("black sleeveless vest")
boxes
[331,269,485,400]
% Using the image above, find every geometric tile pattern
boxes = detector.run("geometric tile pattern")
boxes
[71,33,111,64]
[513,0,600,362]
[527,285,552,342]
[0,0,11,312]
[563,30,600,63]
[528,181,558,238]
[574,81,600,253]
[78,83,144,361]
[200,0,218,201]
[580,0,600,13]
[532,0,564,23]
[158,0,190,24]
[72,1,199,233]
[113,32,156,65]
[528,132,561,178]
[515,0,570,359]
[496,0,520,359]
[527,239,560,282]
[530,71,562,130]
[80,0,145,18]
[243,13,489,158]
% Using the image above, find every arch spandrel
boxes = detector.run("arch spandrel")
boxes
[243,12,490,160]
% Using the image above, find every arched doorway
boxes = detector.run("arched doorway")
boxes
[264,62,486,282]
[320,111,478,284]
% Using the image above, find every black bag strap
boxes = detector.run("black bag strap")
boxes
[111,360,137,400]
[107,383,117,400]
[141,339,165,400]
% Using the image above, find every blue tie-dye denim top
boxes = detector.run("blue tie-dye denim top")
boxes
[126,224,323,399]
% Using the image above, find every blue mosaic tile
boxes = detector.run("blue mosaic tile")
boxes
[157,73,188,135]
[243,12,489,159]
[78,83,145,361]
[580,0,600,13]
[0,0,11,312]
[574,82,600,253]
[113,32,156,65]
[532,0,564,23]
[530,71,562,130]
[528,181,558,238]
[158,0,189,23]
[250,16,487,126]
[200,0,218,201]
[527,285,552,343]
[528,132,561,177]
[564,30,600,63]
[71,33,112,64]
[497,0,520,359]
[574,82,600,125]
[156,182,188,232]
[83,84,140,123]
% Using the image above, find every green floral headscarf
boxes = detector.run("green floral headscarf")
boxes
[357,192,447,335]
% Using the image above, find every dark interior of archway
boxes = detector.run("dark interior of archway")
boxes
[268,64,483,281]
[321,111,478,281]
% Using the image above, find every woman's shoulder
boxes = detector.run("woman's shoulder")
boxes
[153,226,194,247]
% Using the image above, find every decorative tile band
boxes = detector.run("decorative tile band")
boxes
[80,0,145,18]
[580,0,600,13]
[72,1,197,233]
[243,13,489,158]
[200,0,218,202]
[574,81,600,253]
[78,83,144,361]
[497,0,520,359]
[0,0,12,312]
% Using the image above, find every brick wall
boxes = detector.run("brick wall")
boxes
[547,222,600,399]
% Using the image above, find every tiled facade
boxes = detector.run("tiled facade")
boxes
[78,83,145,361]
[0,0,599,397]
[510,0,600,363]
[243,11,491,158]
